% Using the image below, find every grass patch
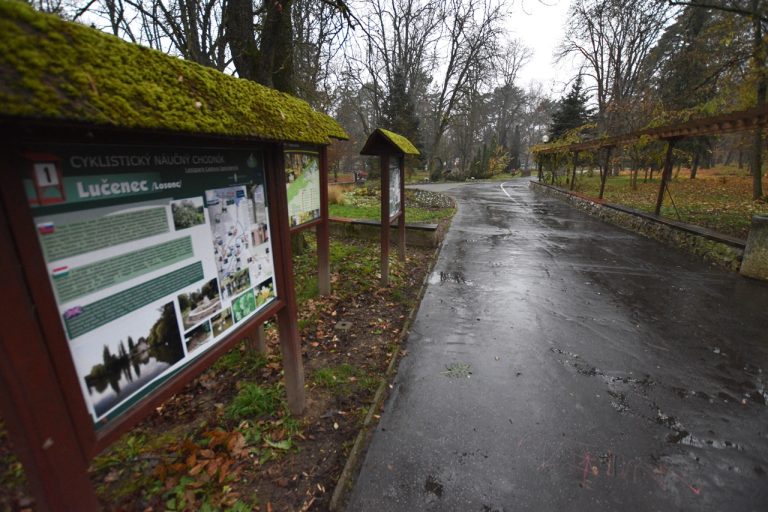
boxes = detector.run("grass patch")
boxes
[329,204,454,223]
[212,346,268,374]
[0,423,26,499]
[565,168,768,239]
[329,187,454,224]
[226,383,283,421]
[312,364,380,397]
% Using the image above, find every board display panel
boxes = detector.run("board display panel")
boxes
[22,145,277,427]
[389,158,401,220]
[285,150,321,228]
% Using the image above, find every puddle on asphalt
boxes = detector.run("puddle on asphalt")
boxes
[424,475,444,498]
[549,347,654,386]
[666,430,746,451]
[428,271,473,286]
[550,346,759,456]
[607,390,630,413]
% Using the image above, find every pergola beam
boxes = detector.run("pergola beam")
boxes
[534,106,768,156]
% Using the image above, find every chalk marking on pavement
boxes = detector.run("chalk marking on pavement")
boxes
[500,182,513,199]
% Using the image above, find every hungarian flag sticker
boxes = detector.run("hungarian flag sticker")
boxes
[52,266,69,278]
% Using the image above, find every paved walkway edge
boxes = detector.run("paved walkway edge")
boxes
[530,181,745,271]
[328,228,450,511]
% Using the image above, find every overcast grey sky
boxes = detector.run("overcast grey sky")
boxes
[506,0,579,95]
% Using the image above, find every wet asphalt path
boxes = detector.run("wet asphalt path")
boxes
[345,179,768,511]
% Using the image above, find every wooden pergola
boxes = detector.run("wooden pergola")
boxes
[533,106,768,214]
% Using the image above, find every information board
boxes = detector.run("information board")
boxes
[389,158,401,219]
[285,150,321,228]
[22,145,277,427]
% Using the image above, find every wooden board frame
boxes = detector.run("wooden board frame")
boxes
[283,145,331,295]
[378,153,407,286]
[0,121,306,510]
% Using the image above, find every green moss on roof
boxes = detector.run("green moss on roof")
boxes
[0,1,347,144]
[376,129,420,155]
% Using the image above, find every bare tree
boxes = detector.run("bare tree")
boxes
[72,0,230,68]
[293,0,352,108]
[559,0,673,135]
[425,0,505,177]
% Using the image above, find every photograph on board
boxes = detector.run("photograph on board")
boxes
[77,301,184,418]
[171,197,206,231]
[211,307,233,337]
[184,320,213,353]
[231,289,257,323]
[177,277,221,331]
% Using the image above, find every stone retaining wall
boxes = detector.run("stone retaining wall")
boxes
[530,181,745,271]
[329,217,444,248]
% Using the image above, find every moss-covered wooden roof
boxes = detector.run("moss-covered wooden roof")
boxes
[0,1,347,145]
[360,128,420,156]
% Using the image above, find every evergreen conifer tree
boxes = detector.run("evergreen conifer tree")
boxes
[548,76,593,141]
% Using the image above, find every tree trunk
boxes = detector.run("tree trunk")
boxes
[750,0,765,199]
[599,148,612,199]
[257,0,295,94]
[291,231,307,256]
[690,152,700,179]
[225,0,259,80]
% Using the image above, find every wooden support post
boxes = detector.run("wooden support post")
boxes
[0,201,100,512]
[398,155,406,261]
[245,323,267,355]
[270,148,305,415]
[538,159,544,181]
[317,145,331,295]
[551,156,556,185]
[570,152,579,191]
[655,139,677,215]
[599,147,613,199]
[380,154,390,286]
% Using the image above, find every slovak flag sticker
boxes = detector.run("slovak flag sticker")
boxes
[37,222,55,234]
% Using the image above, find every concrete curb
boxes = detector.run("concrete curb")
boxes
[328,217,444,249]
[328,217,451,511]
[530,181,746,271]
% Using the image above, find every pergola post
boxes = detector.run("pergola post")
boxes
[598,146,613,200]
[551,155,557,185]
[655,139,678,215]
[570,151,579,191]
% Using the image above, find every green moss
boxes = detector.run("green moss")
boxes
[0,1,347,144]
[376,128,420,155]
